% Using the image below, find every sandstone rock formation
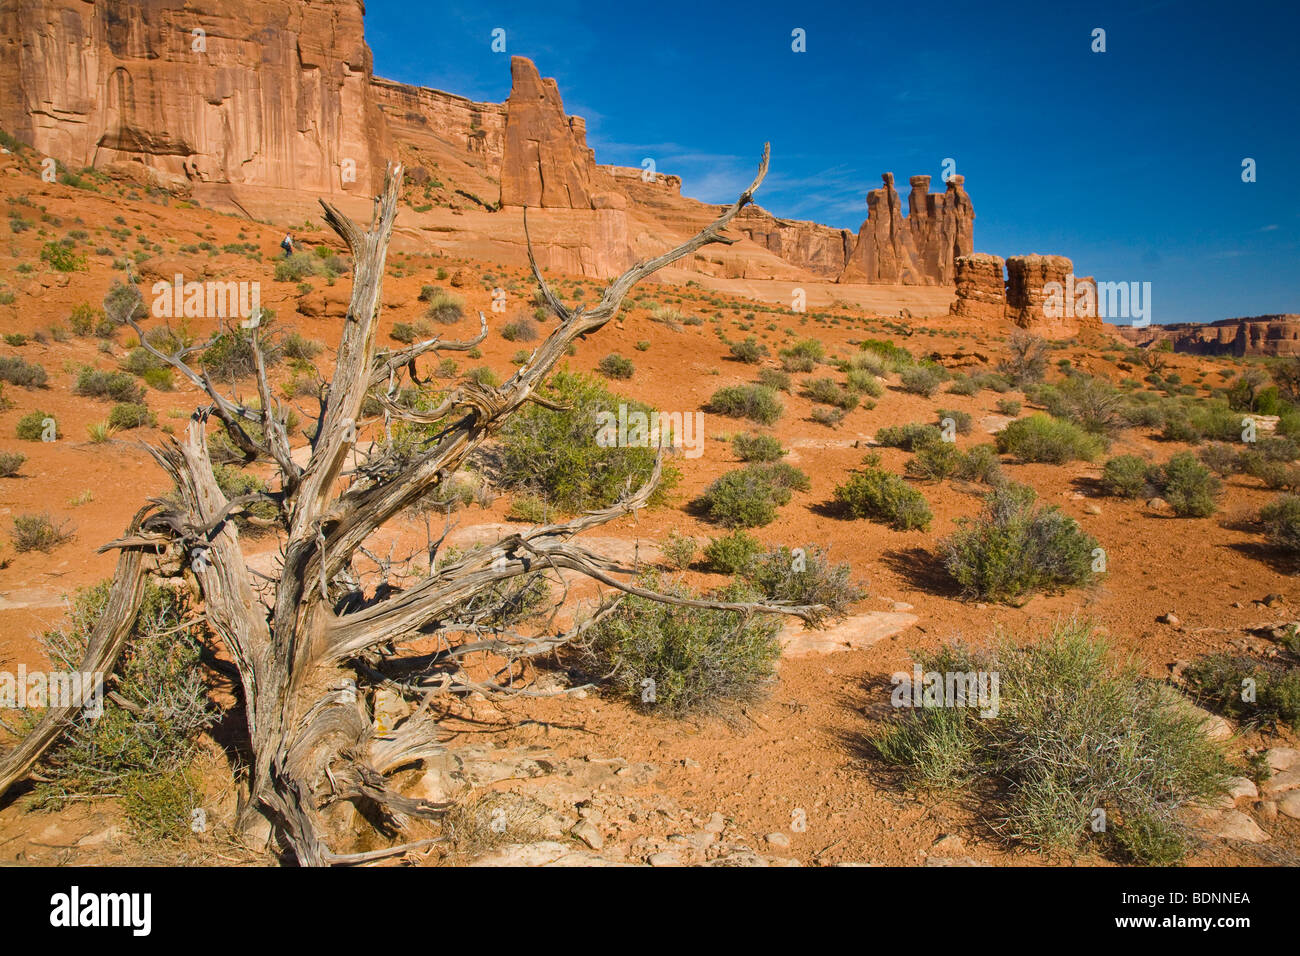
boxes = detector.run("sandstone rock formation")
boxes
[839,173,975,285]
[950,253,1006,322]
[735,206,853,278]
[1005,255,1101,334]
[1118,315,1300,357]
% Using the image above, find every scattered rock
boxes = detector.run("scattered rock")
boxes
[1147,497,1172,513]
[1259,768,1300,797]
[930,833,966,856]
[1157,612,1181,627]
[647,850,683,867]
[1265,747,1300,772]
[1277,791,1300,820]
[571,820,604,850]
[1225,777,1259,802]
[764,832,791,849]
[780,611,917,657]
[1210,810,1270,844]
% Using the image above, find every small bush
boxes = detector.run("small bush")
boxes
[1185,653,1300,730]
[733,432,784,462]
[834,468,932,531]
[998,331,1048,385]
[698,463,808,528]
[1149,452,1221,517]
[871,620,1230,863]
[583,573,782,716]
[996,398,1021,416]
[956,444,1004,484]
[802,377,858,410]
[756,368,791,392]
[708,384,783,425]
[1259,494,1300,552]
[12,512,73,552]
[846,368,883,396]
[729,337,767,363]
[1100,455,1150,498]
[507,492,549,523]
[947,374,978,397]
[0,355,47,388]
[941,484,1098,602]
[108,402,155,430]
[995,414,1104,463]
[1198,442,1241,476]
[282,332,322,360]
[905,442,961,482]
[0,450,25,477]
[743,545,863,618]
[899,364,947,397]
[74,366,145,403]
[660,531,698,570]
[875,422,942,451]
[16,410,57,441]
[40,241,86,272]
[936,408,972,435]
[273,252,320,282]
[424,291,464,325]
[501,317,539,342]
[597,353,634,380]
[702,530,764,574]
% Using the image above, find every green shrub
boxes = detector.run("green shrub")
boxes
[107,402,155,430]
[899,364,947,397]
[0,450,25,477]
[1259,494,1300,552]
[834,468,932,530]
[499,370,677,512]
[596,353,634,380]
[28,582,211,840]
[1039,375,1124,435]
[1198,442,1241,476]
[779,339,824,372]
[0,355,47,388]
[698,463,808,528]
[995,414,1104,463]
[905,442,961,482]
[273,251,320,282]
[12,512,73,552]
[1184,653,1300,730]
[756,368,791,392]
[871,620,1230,863]
[875,422,942,451]
[501,317,539,342]
[1100,455,1150,498]
[424,290,464,324]
[936,408,972,435]
[942,484,1097,602]
[702,530,763,574]
[660,531,698,570]
[74,366,145,403]
[996,398,1021,416]
[801,377,858,410]
[946,374,978,396]
[743,545,863,618]
[40,241,86,272]
[210,463,278,529]
[708,384,783,425]
[16,410,56,441]
[507,492,549,523]
[199,327,282,380]
[584,573,782,715]
[845,368,883,396]
[998,331,1048,385]
[282,332,322,360]
[1149,452,1221,517]
[729,336,767,363]
[103,279,146,323]
[955,444,1004,484]
[733,432,784,462]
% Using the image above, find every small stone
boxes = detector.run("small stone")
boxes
[764,832,791,849]
[1262,593,1286,608]
[1277,792,1300,820]
[930,833,965,855]
[571,820,604,850]
[1147,497,1171,512]
[702,812,726,834]
[76,826,123,848]
[1225,776,1259,802]
[647,851,682,867]
[1259,768,1300,797]
[891,601,914,612]
[1265,747,1300,772]
[1157,612,1181,627]
[1211,810,1269,843]
[1084,504,1102,515]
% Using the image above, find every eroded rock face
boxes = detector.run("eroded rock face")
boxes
[735,206,853,278]
[499,56,597,209]
[1118,315,1300,357]
[0,0,391,202]
[951,253,1006,321]
[1005,254,1101,334]
[840,173,975,285]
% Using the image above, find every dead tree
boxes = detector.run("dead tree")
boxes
[0,145,826,864]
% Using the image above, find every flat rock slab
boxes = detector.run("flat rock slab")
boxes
[471,841,629,867]
[780,611,918,657]
[979,414,1016,435]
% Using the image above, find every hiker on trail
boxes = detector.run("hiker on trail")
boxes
[281,232,294,258]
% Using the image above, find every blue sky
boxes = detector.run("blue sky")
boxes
[365,0,1299,324]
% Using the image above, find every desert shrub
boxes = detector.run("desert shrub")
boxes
[811,406,845,426]
[801,377,858,410]
[199,327,282,380]
[702,530,763,574]
[107,402,155,430]
[121,346,165,378]
[583,573,782,716]
[871,620,1230,863]
[698,463,808,529]
[0,355,47,388]
[729,336,767,363]
[273,252,320,282]
[779,339,825,372]
[995,414,1104,463]
[1184,654,1300,730]
[996,398,1021,416]
[955,444,1004,484]
[501,316,539,342]
[834,468,932,531]
[946,374,978,396]
[16,410,56,441]
[1198,442,1241,476]
[27,581,211,839]
[12,512,73,552]
[1239,456,1300,492]
[0,450,25,477]
[859,338,912,371]
[708,384,783,425]
[424,290,464,324]
[507,492,549,523]
[744,545,863,617]
[1040,375,1125,435]
[1100,455,1151,498]
[875,422,942,451]
[40,241,86,273]
[596,353,634,380]
[936,408,972,435]
[499,370,677,512]
[905,442,961,482]
[733,432,784,462]
[282,332,322,360]
[845,368,883,396]
[899,364,947,397]
[941,483,1098,602]
[73,366,145,403]
[1259,494,1300,552]
[660,531,698,570]
[1148,452,1221,517]
[998,331,1048,385]
[756,368,791,392]
[466,366,500,387]
[103,280,146,324]
[389,321,427,344]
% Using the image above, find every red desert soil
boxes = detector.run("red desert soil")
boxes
[0,152,1295,867]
